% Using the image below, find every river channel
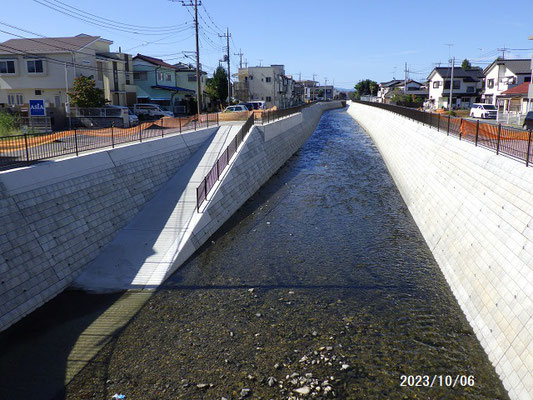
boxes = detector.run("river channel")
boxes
[1,108,509,399]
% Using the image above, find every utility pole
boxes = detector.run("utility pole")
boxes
[259,59,263,67]
[176,0,202,116]
[497,46,509,59]
[404,62,408,94]
[64,62,71,129]
[219,28,231,104]
[234,48,244,69]
[324,77,328,100]
[449,56,455,111]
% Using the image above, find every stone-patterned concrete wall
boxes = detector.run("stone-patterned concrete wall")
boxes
[347,101,533,400]
[190,102,343,259]
[0,128,216,332]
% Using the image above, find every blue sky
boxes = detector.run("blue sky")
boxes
[1,0,532,89]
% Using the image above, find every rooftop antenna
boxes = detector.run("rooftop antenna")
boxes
[445,43,453,60]
[258,59,263,67]
[497,45,510,59]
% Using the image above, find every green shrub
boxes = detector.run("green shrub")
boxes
[0,111,23,136]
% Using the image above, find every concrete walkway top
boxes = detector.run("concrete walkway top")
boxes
[73,123,243,292]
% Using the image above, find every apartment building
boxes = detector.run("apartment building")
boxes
[235,65,299,109]
[0,34,136,109]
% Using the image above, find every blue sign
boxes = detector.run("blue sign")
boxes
[29,100,46,116]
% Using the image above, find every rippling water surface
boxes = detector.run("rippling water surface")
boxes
[3,108,509,399]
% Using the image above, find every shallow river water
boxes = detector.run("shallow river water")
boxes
[2,108,509,399]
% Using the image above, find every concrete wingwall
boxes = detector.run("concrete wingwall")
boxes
[0,127,217,332]
[347,101,533,400]
[187,102,343,263]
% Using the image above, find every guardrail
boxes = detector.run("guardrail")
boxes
[0,112,219,171]
[353,101,533,167]
[196,102,319,211]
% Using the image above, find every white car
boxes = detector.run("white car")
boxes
[133,104,174,118]
[470,103,497,119]
[223,105,249,113]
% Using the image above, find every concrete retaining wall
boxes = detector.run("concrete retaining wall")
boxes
[0,127,217,331]
[347,101,533,400]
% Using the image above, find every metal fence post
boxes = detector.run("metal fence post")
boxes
[194,116,197,131]
[139,124,142,142]
[111,124,115,148]
[23,132,30,162]
[475,120,479,146]
[206,113,209,128]
[496,123,501,155]
[217,112,219,126]
[437,115,440,132]
[526,130,532,167]
[459,118,463,140]
[179,118,182,134]
[74,128,79,156]
[447,115,450,136]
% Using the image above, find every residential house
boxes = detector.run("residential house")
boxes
[0,34,136,111]
[498,82,531,114]
[133,54,207,114]
[527,35,533,106]
[377,79,403,102]
[426,67,483,110]
[235,65,298,109]
[298,80,319,102]
[377,79,427,103]
[482,58,531,106]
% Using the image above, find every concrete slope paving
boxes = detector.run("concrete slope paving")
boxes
[73,123,243,292]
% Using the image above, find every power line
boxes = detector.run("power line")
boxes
[32,0,190,35]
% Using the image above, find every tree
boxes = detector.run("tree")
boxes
[206,66,228,108]
[68,75,106,107]
[354,79,378,99]
[461,59,472,70]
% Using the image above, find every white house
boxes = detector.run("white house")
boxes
[377,79,427,103]
[0,34,136,111]
[528,34,533,103]
[426,67,483,110]
[482,58,531,106]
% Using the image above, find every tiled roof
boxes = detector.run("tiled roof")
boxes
[485,59,532,75]
[0,35,102,55]
[501,82,530,95]
[134,54,179,70]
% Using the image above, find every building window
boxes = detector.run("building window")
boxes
[487,79,494,89]
[134,71,147,81]
[125,58,131,85]
[266,77,271,83]
[165,73,172,81]
[432,81,440,88]
[266,96,272,102]
[250,75,253,80]
[188,73,196,82]
[35,89,42,95]
[466,86,474,93]
[97,62,104,81]
[8,93,23,105]
[27,59,44,74]
[525,76,531,83]
[0,60,16,74]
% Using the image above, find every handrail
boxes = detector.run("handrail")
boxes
[353,100,533,167]
[195,102,317,211]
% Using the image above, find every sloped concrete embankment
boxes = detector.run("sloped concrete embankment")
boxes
[0,127,217,332]
[347,101,533,400]
[73,102,343,294]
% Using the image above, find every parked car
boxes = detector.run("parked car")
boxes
[248,101,265,110]
[223,105,249,113]
[127,108,139,126]
[523,111,533,130]
[238,103,254,111]
[470,103,497,119]
[133,103,174,118]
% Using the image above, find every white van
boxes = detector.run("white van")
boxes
[470,103,497,119]
[133,104,174,118]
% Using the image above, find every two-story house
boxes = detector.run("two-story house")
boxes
[133,54,207,114]
[426,67,483,110]
[0,34,135,111]
[377,79,427,103]
[482,59,532,106]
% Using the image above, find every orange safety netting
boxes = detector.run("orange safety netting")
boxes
[459,120,528,141]
[0,116,198,153]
